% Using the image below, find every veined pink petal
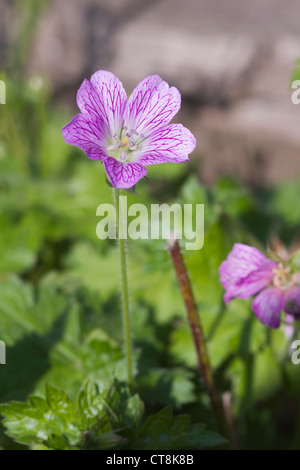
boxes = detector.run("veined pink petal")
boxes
[284,285,300,319]
[124,75,181,137]
[62,113,107,160]
[252,287,284,329]
[220,243,269,288]
[77,79,105,121]
[103,157,147,189]
[219,243,277,303]
[137,124,196,166]
[224,262,276,303]
[77,71,127,136]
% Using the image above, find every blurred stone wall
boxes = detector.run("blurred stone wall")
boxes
[1,0,300,185]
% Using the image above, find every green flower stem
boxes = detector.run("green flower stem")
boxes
[113,187,133,388]
[168,236,231,445]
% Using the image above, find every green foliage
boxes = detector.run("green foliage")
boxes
[0,381,136,449]
[128,407,226,450]
[0,381,224,450]
[0,277,125,402]
[0,58,300,451]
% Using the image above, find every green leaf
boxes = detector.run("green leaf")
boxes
[129,408,225,450]
[189,429,228,448]
[45,384,77,418]
[137,368,195,407]
[0,277,125,403]
[0,380,140,450]
[0,393,81,447]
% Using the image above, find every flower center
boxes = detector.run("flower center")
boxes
[106,124,145,163]
[273,264,292,289]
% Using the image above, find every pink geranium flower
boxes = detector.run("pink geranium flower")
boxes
[62,71,196,189]
[219,243,300,329]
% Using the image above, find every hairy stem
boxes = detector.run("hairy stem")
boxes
[168,236,231,444]
[113,187,133,388]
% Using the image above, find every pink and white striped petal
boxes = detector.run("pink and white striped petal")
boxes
[77,71,127,136]
[124,75,181,137]
[62,113,107,160]
[252,287,284,329]
[219,243,277,303]
[103,157,147,189]
[137,124,196,166]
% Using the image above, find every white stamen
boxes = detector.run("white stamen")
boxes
[126,132,132,138]
[120,150,126,162]
[117,142,123,148]
[107,144,117,152]
[113,133,119,139]
[129,143,137,150]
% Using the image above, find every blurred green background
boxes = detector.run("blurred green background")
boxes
[1,0,300,450]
